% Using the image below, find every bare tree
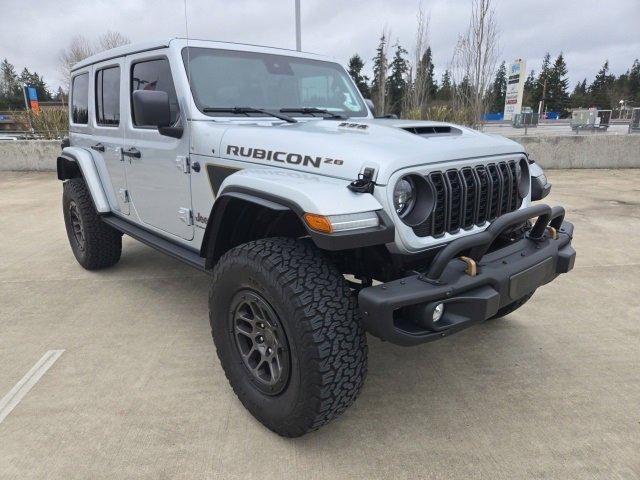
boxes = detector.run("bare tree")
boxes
[58,35,93,88]
[97,31,130,51]
[450,0,499,126]
[402,6,431,118]
[58,32,130,90]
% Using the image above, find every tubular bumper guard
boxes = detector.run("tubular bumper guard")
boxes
[358,204,576,346]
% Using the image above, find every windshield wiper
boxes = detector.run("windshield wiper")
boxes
[202,107,297,123]
[280,107,346,120]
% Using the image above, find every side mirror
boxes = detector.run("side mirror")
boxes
[132,90,183,138]
[132,90,171,127]
[365,98,376,116]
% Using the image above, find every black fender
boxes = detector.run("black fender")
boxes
[200,186,395,269]
[57,154,82,180]
[56,147,111,213]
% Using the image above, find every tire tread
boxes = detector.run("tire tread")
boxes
[210,237,367,437]
[63,178,121,270]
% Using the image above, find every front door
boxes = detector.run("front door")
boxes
[123,53,193,240]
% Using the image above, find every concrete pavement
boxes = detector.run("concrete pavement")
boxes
[1,170,639,479]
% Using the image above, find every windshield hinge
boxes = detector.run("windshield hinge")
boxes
[178,207,193,225]
[118,188,130,204]
[176,155,190,174]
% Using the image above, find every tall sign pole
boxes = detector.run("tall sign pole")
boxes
[503,59,526,122]
[295,0,301,51]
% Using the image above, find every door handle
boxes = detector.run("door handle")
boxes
[123,147,141,159]
[90,143,105,152]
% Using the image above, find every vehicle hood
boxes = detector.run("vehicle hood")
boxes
[194,118,525,185]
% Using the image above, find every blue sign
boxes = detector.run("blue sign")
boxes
[27,87,38,101]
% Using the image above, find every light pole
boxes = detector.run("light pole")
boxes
[295,0,301,51]
[619,99,624,119]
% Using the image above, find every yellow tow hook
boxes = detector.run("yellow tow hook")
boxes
[459,256,478,277]
[547,226,557,240]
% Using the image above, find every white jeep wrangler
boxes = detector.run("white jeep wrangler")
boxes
[57,38,575,437]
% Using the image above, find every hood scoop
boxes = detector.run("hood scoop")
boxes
[401,125,462,137]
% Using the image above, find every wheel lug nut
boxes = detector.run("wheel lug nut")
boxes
[266,347,272,355]
[256,336,264,343]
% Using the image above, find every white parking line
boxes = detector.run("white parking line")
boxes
[0,350,65,424]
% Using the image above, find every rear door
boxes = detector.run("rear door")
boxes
[92,59,129,214]
[122,53,193,240]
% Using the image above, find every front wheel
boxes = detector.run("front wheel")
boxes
[209,238,367,437]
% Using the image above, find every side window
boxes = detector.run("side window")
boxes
[95,66,120,126]
[71,73,89,124]
[131,58,179,127]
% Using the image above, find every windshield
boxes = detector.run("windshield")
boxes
[182,47,367,118]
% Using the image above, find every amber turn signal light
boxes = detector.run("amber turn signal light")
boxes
[303,213,333,233]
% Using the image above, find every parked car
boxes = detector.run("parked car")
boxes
[56,38,575,437]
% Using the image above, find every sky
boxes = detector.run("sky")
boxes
[1,0,638,92]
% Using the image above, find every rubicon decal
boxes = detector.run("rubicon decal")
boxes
[226,145,344,168]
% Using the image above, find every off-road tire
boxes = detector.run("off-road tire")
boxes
[488,290,536,320]
[209,237,367,437]
[62,178,122,270]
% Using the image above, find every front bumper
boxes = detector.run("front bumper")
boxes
[358,204,575,346]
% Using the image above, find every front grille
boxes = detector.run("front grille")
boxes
[412,160,523,238]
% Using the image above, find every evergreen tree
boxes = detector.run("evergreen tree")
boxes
[53,86,67,103]
[418,46,437,99]
[627,59,640,105]
[570,79,588,108]
[546,53,570,116]
[19,68,52,102]
[387,41,409,115]
[347,54,370,98]
[489,61,506,112]
[0,59,23,109]
[589,60,615,109]
[371,32,389,114]
[522,69,536,108]
[437,70,452,102]
[532,53,552,110]
[611,70,630,111]
[456,75,473,102]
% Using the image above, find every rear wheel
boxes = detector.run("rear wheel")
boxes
[62,178,122,270]
[209,237,367,437]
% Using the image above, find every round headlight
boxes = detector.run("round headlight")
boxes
[392,174,435,226]
[393,177,416,218]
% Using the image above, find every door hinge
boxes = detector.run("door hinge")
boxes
[178,207,193,225]
[176,155,190,174]
[118,188,130,203]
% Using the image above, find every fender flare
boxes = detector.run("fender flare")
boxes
[57,147,110,213]
[200,186,394,267]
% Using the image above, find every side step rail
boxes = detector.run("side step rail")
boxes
[101,214,207,272]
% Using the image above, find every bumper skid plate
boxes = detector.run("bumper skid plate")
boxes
[358,204,576,346]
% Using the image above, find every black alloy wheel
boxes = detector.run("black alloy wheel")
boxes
[230,290,291,395]
[68,200,86,251]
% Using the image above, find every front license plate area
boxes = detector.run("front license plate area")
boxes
[509,257,555,300]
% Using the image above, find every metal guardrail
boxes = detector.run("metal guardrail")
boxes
[480,115,634,136]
